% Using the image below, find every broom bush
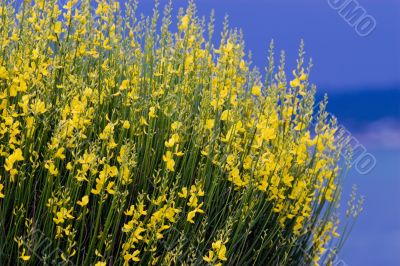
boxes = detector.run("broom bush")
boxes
[0,0,362,265]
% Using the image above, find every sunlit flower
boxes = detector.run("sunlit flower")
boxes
[77,195,89,207]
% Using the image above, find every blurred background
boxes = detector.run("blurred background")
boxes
[138,0,400,264]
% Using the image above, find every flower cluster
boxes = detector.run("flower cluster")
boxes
[0,0,362,265]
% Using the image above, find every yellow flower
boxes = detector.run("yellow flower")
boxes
[261,127,276,141]
[178,187,188,198]
[187,204,205,223]
[122,221,134,232]
[217,244,227,261]
[205,119,215,130]
[325,188,334,202]
[54,147,66,160]
[0,66,8,79]
[75,172,88,182]
[124,205,135,216]
[20,248,30,261]
[283,174,294,187]
[0,183,5,198]
[243,155,252,170]
[212,240,222,250]
[77,195,89,207]
[94,262,106,266]
[45,160,59,176]
[100,122,117,140]
[124,250,140,263]
[293,216,305,235]
[133,226,145,241]
[149,106,157,118]
[179,15,190,31]
[162,151,175,172]
[225,41,234,53]
[204,240,228,262]
[120,79,129,90]
[106,181,116,195]
[91,182,103,195]
[54,21,62,34]
[53,207,74,224]
[165,133,180,148]
[203,250,214,263]
[30,99,47,115]
[140,116,148,126]
[174,145,184,157]
[4,148,24,171]
[188,194,198,208]
[258,178,268,191]
[228,167,246,188]
[122,120,130,129]
[107,165,119,177]
[290,78,300,87]
[190,185,204,197]
[220,110,231,121]
[103,38,112,50]
[65,162,74,171]
[171,121,182,131]
[251,85,262,97]
[332,226,340,238]
[186,209,197,224]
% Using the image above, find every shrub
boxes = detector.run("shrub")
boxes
[0,0,361,265]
